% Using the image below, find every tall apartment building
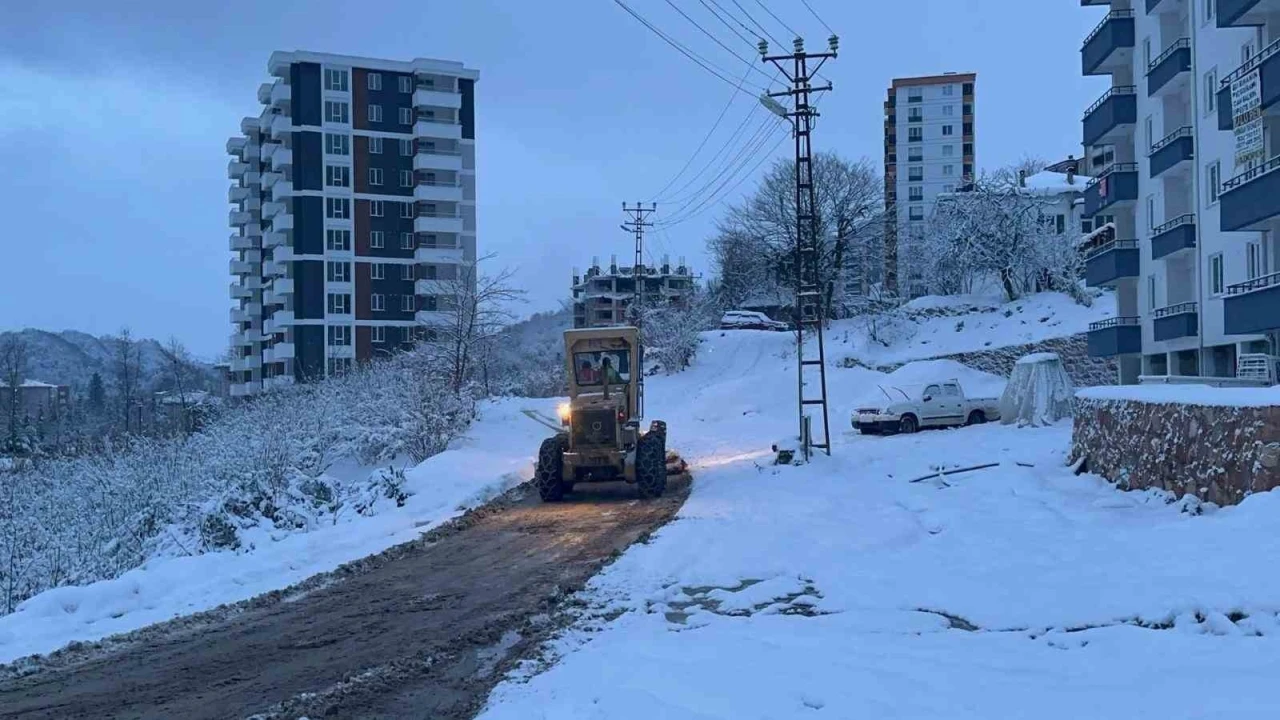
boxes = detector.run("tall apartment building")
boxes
[227,51,478,396]
[883,72,977,296]
[1079,0,1279,384]
[571,256,695,329]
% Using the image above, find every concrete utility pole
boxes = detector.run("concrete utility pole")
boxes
[621,201,656,418]
[761,34,838,459]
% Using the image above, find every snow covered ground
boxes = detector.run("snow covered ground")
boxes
[0,398,555,665]
[828,290,1116,367]
[479,328,1280,720]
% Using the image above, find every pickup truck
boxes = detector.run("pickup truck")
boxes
[852,379,1001,434]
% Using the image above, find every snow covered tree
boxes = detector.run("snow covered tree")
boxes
[418,256,526,392]
[1,335,27,453]
[635,288,718,374]
[111,328,143,434]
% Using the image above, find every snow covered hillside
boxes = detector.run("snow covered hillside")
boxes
[829,290,1116,367]
[479,327,1280,720]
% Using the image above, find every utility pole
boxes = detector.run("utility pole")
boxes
[621,201,656,418]
[760,34,838,458]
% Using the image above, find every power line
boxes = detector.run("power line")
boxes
[662,0,775,85]
[656,99,763,203]
[798,0,834,34]
[657,129,788,227]
[661,110,778,209]
[613,0,769,95]
[754,0,800,39]
[659,117,787,225]
[729,0,785,47]
[650,63,753,201]
[698,0,760,48]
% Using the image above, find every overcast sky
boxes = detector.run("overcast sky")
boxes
[0,1,1108,359]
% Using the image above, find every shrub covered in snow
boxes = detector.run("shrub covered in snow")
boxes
[0,352,474,615]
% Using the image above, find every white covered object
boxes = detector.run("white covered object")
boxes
[999,352,1074,427]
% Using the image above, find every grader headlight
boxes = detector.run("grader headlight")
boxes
[557,402,572,425]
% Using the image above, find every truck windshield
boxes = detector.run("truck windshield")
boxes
[573,350,631,387]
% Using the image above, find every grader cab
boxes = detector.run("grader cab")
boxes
[534,326,668,501]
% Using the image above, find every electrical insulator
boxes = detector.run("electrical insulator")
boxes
[793,37,804,53]
[758,39,768,57]
[828,34,839,54]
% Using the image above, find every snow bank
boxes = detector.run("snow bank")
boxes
[0,398,554,664]
[1078,384,1280,408]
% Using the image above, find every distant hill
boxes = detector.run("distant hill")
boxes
[0,329,220,397]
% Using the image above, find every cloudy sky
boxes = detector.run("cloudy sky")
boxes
[0,1,1106,358]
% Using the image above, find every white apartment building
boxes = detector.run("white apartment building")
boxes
[227,51,479,396]
[1080,0,1280,383]
[883,72,977,296]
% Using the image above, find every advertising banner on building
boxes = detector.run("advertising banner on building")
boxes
[1231,70,1264,169]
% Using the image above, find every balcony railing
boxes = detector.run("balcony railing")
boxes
[1223,153,1280,193]
[1152,301,1198,319]
[1150,126,1192,154]
[1227,271,1280,296]
[1225,271,1280,334]
[1152,213,1195,236]
[1221,153,1280,231]
[1222,36,1280,89]
[1086,238,1138,260]
[1082,9,1133,48]
[1083,85,1137,119]
[1089,316,1141,331]
[1082,9,1136,75]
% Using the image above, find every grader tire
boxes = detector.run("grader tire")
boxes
[536,434,570,502]
[636,430,667,499]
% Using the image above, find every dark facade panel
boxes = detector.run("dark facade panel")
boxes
[1085,244,1140,286]
[1149,134,1193,177]
[1082,15,1135,76]
[293,130,323,191]
[1217,0,1265,27]
[1084,166,1139,216]
[294,325,325,382]
[295,259,325,320]
[1218,85,1233,130]
[461,79,476,140]
[1224,283,1280,334]
[292,62,322,127]
[1147,45,1190,96]
[356,199,417,259]
[1083,91,1136,147]
[1263,47,1280,110]
[1087,324,1142,356]
[293,195,324,255]
[356,325,372,362]
[1220,165,1280,232]
[1153,310,1198,341]
[352,68,415,134]
[371,274,416,322]
[1151,221,1196,259]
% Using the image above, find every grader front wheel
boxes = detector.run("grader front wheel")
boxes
[635,426,667,499]
[536,434,570,502]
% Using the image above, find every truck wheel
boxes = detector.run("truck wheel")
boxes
[966,410,987,426]
[636,430,667,499]
[536,434,570,502]
[899,414,919,434]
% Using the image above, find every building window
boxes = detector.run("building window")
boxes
[368,104,383,123]
[909,186,923,201]
[368,72,382,90]
[962,103,972,116]
[326,197,350,219]
[908,107,923,122]
[942,124,954,136]
[1205,69,1218,115]
[324,68,349,92]
[399,139,413,156]
[1203,0,1214,23]
[325,133,350,155]
[400,169,413,187]
[908,146,923,162]
[907,88,922,103]
[943,164,954,176]
[401,326,414,342]
[370,167,384,186]
[372,294,386,311]
[371,200,385,217]
[398,76,413,93]
[370,136,383,154]
[371,230,385,248]
[327,358,352,375]
[942,84,954,96]
[327,293,351,315]
[372,326,386,343]
[1247,242,1263,279]
[908,127,923,142]
[372,263,386,280]
[421,295,439,311]
[400,232,414,249]
[1144,116,1153,150]
[400,202,415,218]
[326,261,351,282]
[1206,161,1221,205]
[326,229,351,251]
[325,165,350,188]
[1210,253,1225,295]
[401,263,415,279]
[1081,217,1094,234]
[942,145,954,157]
[1148,275,1157,310]
[1143,37,1152,67]
[1147,195,1157,230]
[943,184,955,193]
[327,324,351,346]
[943,105,954,116]
[908,205,924,221]
[325,101,349,124]
[1055,215,1066,234]
[963,164,973,179]
[399,107,413,125]
[908,166,923,181]
[400,295,415,312]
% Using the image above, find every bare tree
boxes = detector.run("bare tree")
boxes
[0,335,28,450]
[111,328,142,434]
[418,256,527,391]
[159,338,197,436]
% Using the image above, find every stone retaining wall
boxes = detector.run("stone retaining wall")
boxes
[874,334,1118,387]
[1072,396,1280,506]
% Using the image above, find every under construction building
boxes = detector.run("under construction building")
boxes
[571,255,694,329]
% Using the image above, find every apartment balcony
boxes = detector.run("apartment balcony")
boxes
[1085,239,1140,287]
[1149,127,1194,178]
[229,234,258,251]
[263,231,287,248]
[229,259,256,276]
[257,82,273,105]
[1083,163,1139,216]
[262,258,287,277]
[1146,0,1174,13]
[259,141,279,163]
[414,118,463,140]
[240,196,262,214]
[262,200,286,219]
[271,82,291,109]
[226,136,247,155]
[237,328,264,345]
[415,310,452,325]
[414,212,464,234]
[1146,39,1191,97]
[270,277,294,296]
[230,282,255,300]
[1082,86,1137,147]
[1153,302,1198,341]
[244,170,261,187]
[262,171,283,188]
[270,114,292,141]
[1216,0,1278,27]
[264,343,296,362]
[413,88,463,110]
[228,185,250,203]
[228,160,249,179]
[1220,154,1280,231]
[231,355,263,372]
[328,344,355,359]
[415,245,465,263]
[270,147,292,172]
[1217,38,1280,131]
[229,382,258,398]
[413,149,464,172]
[271,180,293,203]
[414,180,464,202]
[263,311,294,334]
[229,210,253,227]
[230,307,249,324]
[1224,272,1280,334]
[243,301,262,317]
[1088,317,1143,356]
[1082,10,1136,76]
[415,279,454,295]
[1151,214,1196,259]
[273,213,294,232]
